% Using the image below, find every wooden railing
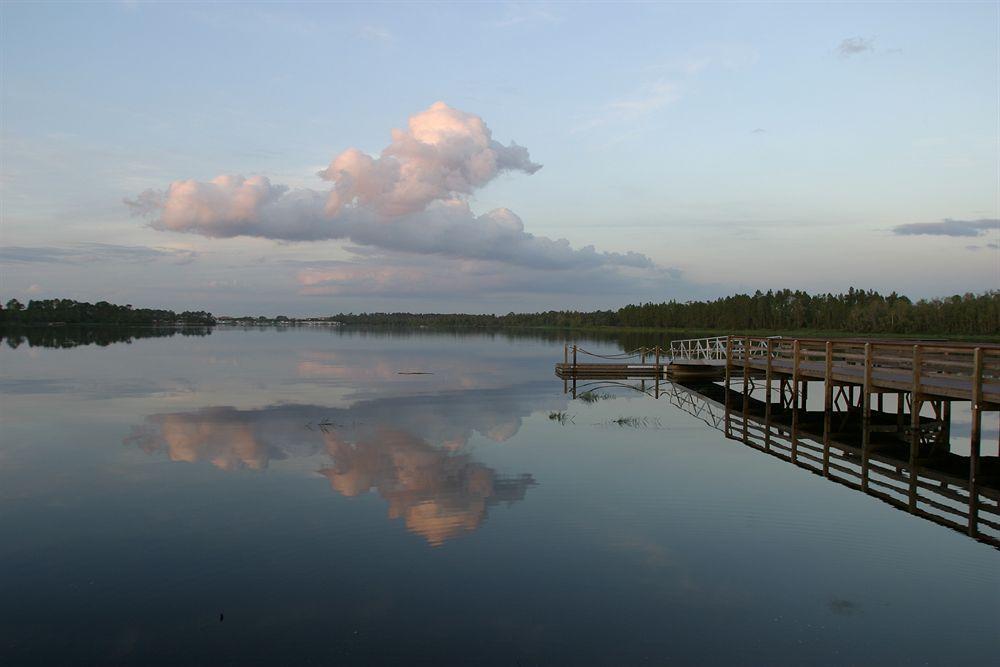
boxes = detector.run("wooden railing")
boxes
[669,335,729,361]
[725,336,1000,404]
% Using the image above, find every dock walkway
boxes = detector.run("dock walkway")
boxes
[554,335,1000,548]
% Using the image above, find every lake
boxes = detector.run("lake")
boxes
[1,327,997,665]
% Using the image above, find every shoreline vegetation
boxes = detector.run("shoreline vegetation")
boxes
[2,289,997,341]
[0,298,214,326]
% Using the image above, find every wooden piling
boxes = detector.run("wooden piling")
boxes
[823,341,833,477]
[791,339,800,461]
[862,342,873,491]
[742,336,751,443]
[765,338,774,452]
[941,400,951,448]
[908,345,922,510]
[969,348,983,536]
[724,336,732,437]
[654,345,661,398]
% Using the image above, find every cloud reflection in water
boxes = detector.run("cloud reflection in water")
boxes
[125,388,553,545]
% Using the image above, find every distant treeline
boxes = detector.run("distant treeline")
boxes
[2,325,213,349]
[0,299,215,326]
[3,289,997,336]
[332,289,999,336]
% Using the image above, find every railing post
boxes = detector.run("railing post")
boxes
[573,344,577,368]
[792,339,801,408]
[969,347,983,536]
[725,336,733,384]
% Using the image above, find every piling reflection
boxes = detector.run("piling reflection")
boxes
[125,388,552,545]
[711,379,1000,548]
[562,377,1000,549]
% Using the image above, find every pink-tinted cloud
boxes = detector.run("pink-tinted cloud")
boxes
[318,102,540,218]
[126,102,652,271]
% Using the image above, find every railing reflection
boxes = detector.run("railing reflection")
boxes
[561,377,1000,549]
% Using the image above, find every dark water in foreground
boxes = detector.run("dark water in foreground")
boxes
[0,328,996,665]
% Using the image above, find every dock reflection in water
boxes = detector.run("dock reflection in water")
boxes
[126,389,547,545]
[563,377,1000,549]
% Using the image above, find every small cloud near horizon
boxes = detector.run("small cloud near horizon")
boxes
[358,25,393,43]
[492,3,560,28]
[0,243,199,265]
[892,218,999,238]
[837,37,875,57]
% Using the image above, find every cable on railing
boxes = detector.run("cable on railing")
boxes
[572,380,659,397]
[571,346,656,361]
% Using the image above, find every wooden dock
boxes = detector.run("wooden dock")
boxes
[556,336,1000,405]
[555,335,1000,547]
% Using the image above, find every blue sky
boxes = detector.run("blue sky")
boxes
[2,1,997,315]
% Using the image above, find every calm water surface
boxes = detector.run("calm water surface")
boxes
[1,328,997,664]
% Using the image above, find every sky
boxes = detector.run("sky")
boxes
[1,1,998,316]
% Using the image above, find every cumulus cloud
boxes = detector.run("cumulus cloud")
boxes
[125,102,652,272]
[892,218,999,237]
[837,37,875,57]
[317,102,540,215]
